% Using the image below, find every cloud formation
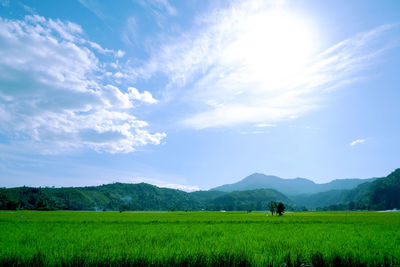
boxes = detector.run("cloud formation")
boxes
[141,0,399,129]
[128,176,200,192]
[157,183,200,192]
[0,15,165,153]
[350,139,367,146]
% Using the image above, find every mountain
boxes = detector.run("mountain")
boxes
[1,169,398,211]
[211,173,376,195]
[290,190,350,209]
[0,183,293,211]
[354,168,400,210]
[190,190,227,201]
[296,169,400,211]
[0,183,201,211]
[290,181,378,209]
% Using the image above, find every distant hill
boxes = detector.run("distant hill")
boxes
[1,170,398,211]
[347,168,400,210]
[195,188,293,211]
[210,173,377,195]
[289,181,377,209]
[190,190,227,202]
[0,183,201,211]
[294,169,400,211]
[290,190,350,209]
[0,183,293,211]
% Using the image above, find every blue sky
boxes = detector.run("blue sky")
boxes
[0,0,399,190]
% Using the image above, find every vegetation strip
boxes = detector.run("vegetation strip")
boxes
[1,211,399,266]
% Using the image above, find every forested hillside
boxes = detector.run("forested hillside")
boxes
[302,169,400,211]
[0,184,292,211]
[198,188,293,211]
[0,183,200,211]
[353,168,400,210]
[1,169,398,211]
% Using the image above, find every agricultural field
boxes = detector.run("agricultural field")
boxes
[1,211,400,266]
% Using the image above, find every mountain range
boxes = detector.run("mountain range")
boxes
[1,169,399,211]
[210,173,377,195]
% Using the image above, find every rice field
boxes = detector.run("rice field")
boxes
[1,211,399,266]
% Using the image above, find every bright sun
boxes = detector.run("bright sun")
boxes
[222,9,315,89]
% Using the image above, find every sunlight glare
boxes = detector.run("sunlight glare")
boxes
[222,10,315,91]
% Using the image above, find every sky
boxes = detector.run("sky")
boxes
[0,0,399,191]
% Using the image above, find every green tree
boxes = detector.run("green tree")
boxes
[268,201,277,216]
[277,202,285,216]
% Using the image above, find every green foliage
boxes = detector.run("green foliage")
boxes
[268,201,285,216]
[0,185,293,212]
[1,168,399,212]
[367,168,400,210]
[315,169,400,211]
[0,183,201,211]
[268,201,277,215]
[289,169,400,211]
[0,211,399,266]
[276,202,285,216]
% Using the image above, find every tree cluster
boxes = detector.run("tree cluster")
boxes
[268,201,285,216]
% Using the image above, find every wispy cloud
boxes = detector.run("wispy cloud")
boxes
[21,4,36,14]
[123,176,200,192]
[0,15,165,154]
[121,16,138,46]
[78,0,108,22]
[254,123,276,128]
[350,139,367,146]
[137,0,177,16]
[149,0,177,16]
[140,0,399,129]
[135,0,177,29]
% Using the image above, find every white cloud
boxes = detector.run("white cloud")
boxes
[0,15,164,153]
[116,50,125,58]
[114,72,124,78]
[350,139,367,146]
[21,4,36,14]
[157,183,200,192]
[141,0,399,129]
[128,87,158,104]
[254,123,276,128]
[129,176,200,192]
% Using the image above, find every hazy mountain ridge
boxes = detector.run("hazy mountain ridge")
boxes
[1,169,399,211]
[0,183,291,211]
[200,188,294,211]
[0,183,200,211]
[211,173,377,195]
[291,169,400,210]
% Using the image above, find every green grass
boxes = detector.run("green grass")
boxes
[1,211,399,266]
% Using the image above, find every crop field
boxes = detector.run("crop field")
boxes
[0,211,399,266]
